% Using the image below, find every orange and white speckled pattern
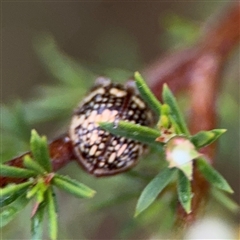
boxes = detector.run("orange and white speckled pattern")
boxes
[69,79,153,176]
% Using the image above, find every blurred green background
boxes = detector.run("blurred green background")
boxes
[2,1,239,239]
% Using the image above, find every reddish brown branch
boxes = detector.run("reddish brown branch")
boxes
[1,135,75,187]
[201,3,240,58]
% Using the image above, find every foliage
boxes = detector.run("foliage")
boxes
[0,130,95,240]
[1,34,237,239]
[161,13,200,50]
[100,72,233,216]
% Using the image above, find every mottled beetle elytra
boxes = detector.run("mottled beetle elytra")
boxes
[69,77,154,176]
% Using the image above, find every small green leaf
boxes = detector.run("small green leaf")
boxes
[191,129,227,149]
[30,129,52,172]
[0,181,32,207]
[162,84,190,135]
[134,72,162,116]
[211,188,239,213]
[99,121,163,151]
[36,180,49,203]
[197,158,233,193]
[34,34,94,87]
[163,13,200,49]
[26,86,83,113]
[177,170,192,213]
[31,201,46,240]
[0,193,31,227]
[13,102,31,141]
[135,168,177,217]
[46,188,58,240]
[0,101,31,142]
[23,155,46,175]
[26,178,48,203]
[53,174,96,198]
[176,162,193,181]
[168,115,182,134]
[0,164,37,178]
[27,183,40,199]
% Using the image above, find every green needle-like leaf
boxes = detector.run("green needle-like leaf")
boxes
[27,183,41,199]
[0,193,31,227]
[135,168,177,217]
[31,201,46,240]
[52,174,96,198]
[211,188,239,213]
[162,84,190,136]
[177,170,192,214]
[191,129,227,149]
[26,178,48,202]
[36,181,49,204]
[168,114,182,134]
[0,101,30,142]
[99,121,163,151]
[0,164,37,178]
[34,34,94,87]
[0,181,32,207]
[134,72,162,116]
[23,155,46,175]
[46,188,58,240]
[30,129,52,172]
[197,158,233,193]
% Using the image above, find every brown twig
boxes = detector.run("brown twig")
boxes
[1,134,75,187]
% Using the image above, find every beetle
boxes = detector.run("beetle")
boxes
[0,77,154,188]
[69,77,153,176]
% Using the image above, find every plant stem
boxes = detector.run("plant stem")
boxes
[145,2,239,225]
[0,134,75,187]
